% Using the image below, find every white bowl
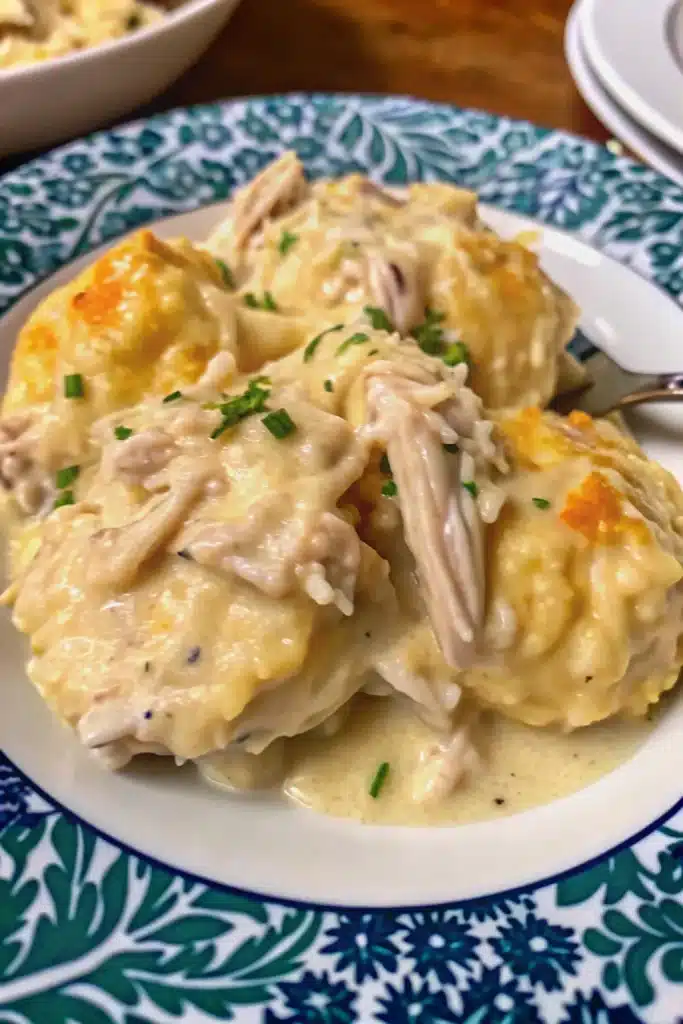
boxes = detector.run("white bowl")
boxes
[0,0,241,157]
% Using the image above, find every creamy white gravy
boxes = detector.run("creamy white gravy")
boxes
[281,696,653,826]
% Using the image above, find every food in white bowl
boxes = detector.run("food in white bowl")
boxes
[0,0,240,156]
[1,154,681,827]
[0,0,169,69]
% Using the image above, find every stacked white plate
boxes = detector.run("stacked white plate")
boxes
[566,0,683,186]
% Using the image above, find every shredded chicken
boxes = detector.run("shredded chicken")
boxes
[178,503,362,612]
[111,429,176,488]
[365,359,503,669]
[210,152,308,255]
[366,250,423,335]
[411,720,480,803]
[358,180,406,207]
[0,413,53,516]
[86,463,210,588]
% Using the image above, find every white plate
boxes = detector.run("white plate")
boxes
[566,0,683,187]
[3,97,683,1021]
[5,199,683,908]
[581,0,683,155]
[0,0,240,157]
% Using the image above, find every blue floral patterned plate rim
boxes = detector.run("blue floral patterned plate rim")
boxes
[2,94,683,1024]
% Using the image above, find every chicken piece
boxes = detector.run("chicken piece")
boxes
[208,151,308,258]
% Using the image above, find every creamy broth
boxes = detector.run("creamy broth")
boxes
[281,696,653,826]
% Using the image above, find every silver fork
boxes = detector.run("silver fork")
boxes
[552,332,683,417]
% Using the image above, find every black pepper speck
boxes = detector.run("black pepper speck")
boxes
[187,646,201,664]
[177,549,193,561]
[494,797,505,806]
[143,710,153,720]
[144,662,151,673]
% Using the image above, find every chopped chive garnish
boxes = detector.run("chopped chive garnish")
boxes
[369,761,390,798]
[64,373,84,399]
[382,480,398,498]
[278,230,299,256]
[244,291,277,311]
[364,306,393,332]
[163,390,183,404]
[53,490,75,510]
[303,323,344,362]
[336,331,369,356]
[263,408,296,439]
[215,258,234,288]
[55,465,79,489]
[211,378,271,439]
[462,480,478,499]
[379,452,391,474]
[114,425,133,440]
[532,497,551,509]
[443,443,459,453]
[324,379,334,393]
[412,308,446,355]
[443,341,470,367]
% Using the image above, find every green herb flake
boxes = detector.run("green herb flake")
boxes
[215,258,234,288]
[243,291,277,311]
[211,378,271,439]
[162,390,183,404]
[412,308,446,355]
[443,443,459,453]
[369,761,390,798]
[55,465,80,489]
[336,332,369,356]
[64,373,84,399]
[364,306,393,332]
[532,497,551,510]
[379,452,391,474]
[303,323,344,362]
[443,341,470,367]
[114,426,133,441]
[262,408,296,439]
[462,480,479,499]
[324,379,334,393]
[278,230,299,256]
[382,479,398,498]
[53,490,75,510]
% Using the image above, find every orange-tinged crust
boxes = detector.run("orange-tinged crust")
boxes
[560,471,650,545]
[3,230,230,416]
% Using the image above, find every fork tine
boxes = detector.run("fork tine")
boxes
[552,332,659,417]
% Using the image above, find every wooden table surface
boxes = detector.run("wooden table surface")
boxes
[1,0,612,175]
[159,0,608,141]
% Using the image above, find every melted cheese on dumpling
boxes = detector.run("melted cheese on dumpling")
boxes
[461,409,683,728]
[4,230,237,417]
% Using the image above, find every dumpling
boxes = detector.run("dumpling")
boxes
[3,327,503,781]
[207,152,580,409]
[460,408,683,728]
[0,228,312,517]
[4,373,385,767]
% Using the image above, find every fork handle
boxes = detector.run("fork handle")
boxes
[617,372,683,409]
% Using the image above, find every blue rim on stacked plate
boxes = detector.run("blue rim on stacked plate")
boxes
[1,94,683,1023]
